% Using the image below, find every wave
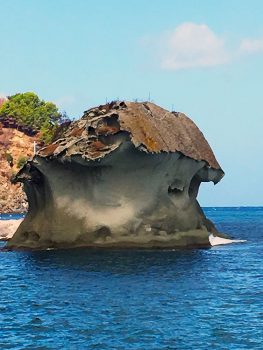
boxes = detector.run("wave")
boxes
[209,234,247,246]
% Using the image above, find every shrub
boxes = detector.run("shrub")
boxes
[17,156,28,169]
[5,152,13,167]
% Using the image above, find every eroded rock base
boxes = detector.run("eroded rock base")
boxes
[8,143,222,249]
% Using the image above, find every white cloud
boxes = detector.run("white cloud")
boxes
[159,23,230,70]
[239,37,263,54]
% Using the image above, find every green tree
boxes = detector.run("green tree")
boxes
[0,92,65,143]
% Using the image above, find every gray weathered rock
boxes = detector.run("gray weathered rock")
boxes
[8,101,225,249]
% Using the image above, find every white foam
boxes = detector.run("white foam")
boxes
[209,234,247,246]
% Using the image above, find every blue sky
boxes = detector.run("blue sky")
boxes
[1,0,263,206]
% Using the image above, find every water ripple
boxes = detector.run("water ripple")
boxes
[0,207,263,349]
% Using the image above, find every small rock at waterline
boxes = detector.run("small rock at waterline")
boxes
[0,219,23,241]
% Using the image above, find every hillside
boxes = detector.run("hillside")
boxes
[0,123,38,212]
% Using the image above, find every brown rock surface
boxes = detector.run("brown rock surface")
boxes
[0,123,38,212]
[39,101,222,170]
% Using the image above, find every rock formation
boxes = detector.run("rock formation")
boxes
[0,124,38,213]
[0,219,23,241]
[8,101,225,249]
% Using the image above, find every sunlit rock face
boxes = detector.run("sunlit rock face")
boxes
[8,101,224,249]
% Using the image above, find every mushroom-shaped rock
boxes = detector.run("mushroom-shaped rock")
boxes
[8,101,224,249]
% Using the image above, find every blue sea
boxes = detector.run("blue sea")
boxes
[0,207,262,349]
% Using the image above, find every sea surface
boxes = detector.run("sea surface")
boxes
[0,207,262,349]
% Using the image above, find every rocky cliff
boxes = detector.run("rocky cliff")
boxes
[0,124,38,212]
[8,101,225,249]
